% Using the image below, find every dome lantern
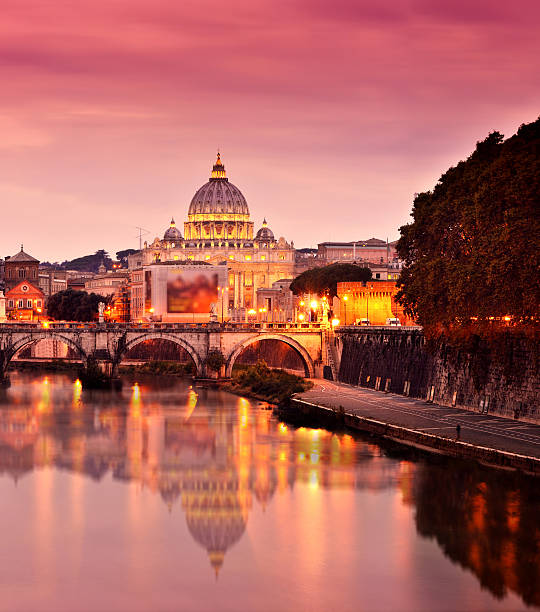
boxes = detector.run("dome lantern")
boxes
[211,151,227,180]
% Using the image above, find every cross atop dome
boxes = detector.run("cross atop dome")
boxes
[211,151,227,179]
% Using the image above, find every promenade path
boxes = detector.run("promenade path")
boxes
[297,380,540,461]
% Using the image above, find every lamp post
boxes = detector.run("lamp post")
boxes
[310,300,318,323]
[343,294,348,325]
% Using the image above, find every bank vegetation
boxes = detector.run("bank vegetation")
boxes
[225,361,313,405]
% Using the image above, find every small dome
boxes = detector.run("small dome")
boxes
[164,218,182,241]
[255,218,274,241]
[188,154,249,217]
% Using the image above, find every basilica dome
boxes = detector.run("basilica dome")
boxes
[188,153,249,217]
[255,219,274,241]
[163,218,182,241]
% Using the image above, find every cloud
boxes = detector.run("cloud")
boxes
[0,116,50,149]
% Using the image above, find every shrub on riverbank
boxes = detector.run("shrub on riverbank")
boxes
[226,361,312,405]
[10,361,79,373]
[119,360,193,377]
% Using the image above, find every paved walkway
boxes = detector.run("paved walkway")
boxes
[298,380,540,460]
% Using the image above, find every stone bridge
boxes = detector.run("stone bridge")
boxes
[0,321,327,381]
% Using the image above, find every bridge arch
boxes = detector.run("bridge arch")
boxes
[6,333,88,364]
[225,334,315,378]
[120,333,204,375]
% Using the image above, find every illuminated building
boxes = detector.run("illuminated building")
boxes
[0,291,6,322]
[84,268,129,297]
[128,154,296,319]
[336,280,415,326]
[5,280,45,321]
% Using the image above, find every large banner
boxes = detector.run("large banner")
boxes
[166,269,218,314]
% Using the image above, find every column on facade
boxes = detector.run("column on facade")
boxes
[238,272,244,309]
[233,271,240,308]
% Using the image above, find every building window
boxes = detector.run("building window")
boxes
[245,255,251,261]
[27,299,32,308]
[8,300,13,308]
[260,255,266,261]
[18,300,23,308]
[278,255,285,260]
[19,269,25,278]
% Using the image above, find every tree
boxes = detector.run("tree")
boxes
[290,263,372,297]
[47,289,105,322]
[396,117,540,331]
[205,350,226,373]
[60,250,113,273]
[116,249,138,265]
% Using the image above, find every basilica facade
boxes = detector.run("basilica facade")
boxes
[129,154,296,320]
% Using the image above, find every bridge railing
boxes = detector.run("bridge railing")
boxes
[0,321,327,332]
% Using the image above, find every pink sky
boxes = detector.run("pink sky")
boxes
[1,0,539,261]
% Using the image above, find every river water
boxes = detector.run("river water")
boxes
[0,371,538,612]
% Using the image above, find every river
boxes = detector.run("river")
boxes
[0,371,538,612]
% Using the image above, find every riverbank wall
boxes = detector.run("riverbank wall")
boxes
[335,327,540,424]
[282,398,540,475]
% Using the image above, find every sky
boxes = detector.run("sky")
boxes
[0,0,539,262]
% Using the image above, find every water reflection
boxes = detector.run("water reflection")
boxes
[0,372,538,610]
[413,462,540,607]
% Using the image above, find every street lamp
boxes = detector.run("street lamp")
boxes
[343,294,349,325]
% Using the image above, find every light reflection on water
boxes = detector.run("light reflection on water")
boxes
[0,371,538,612]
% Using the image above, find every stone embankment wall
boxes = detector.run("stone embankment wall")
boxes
[336,328,540,423]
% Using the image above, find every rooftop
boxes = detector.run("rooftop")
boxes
[7,246,39,263]
[318,238,389,248]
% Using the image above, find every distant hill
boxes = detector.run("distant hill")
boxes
[58,249,112,273]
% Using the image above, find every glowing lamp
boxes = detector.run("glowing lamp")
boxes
[149,307,155,314]
[331,318,340,327]
[42,321,50,329]
[343,295,349,301]
[299,301,305,306]
[298,313,305,321]
[310,301,318,310]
